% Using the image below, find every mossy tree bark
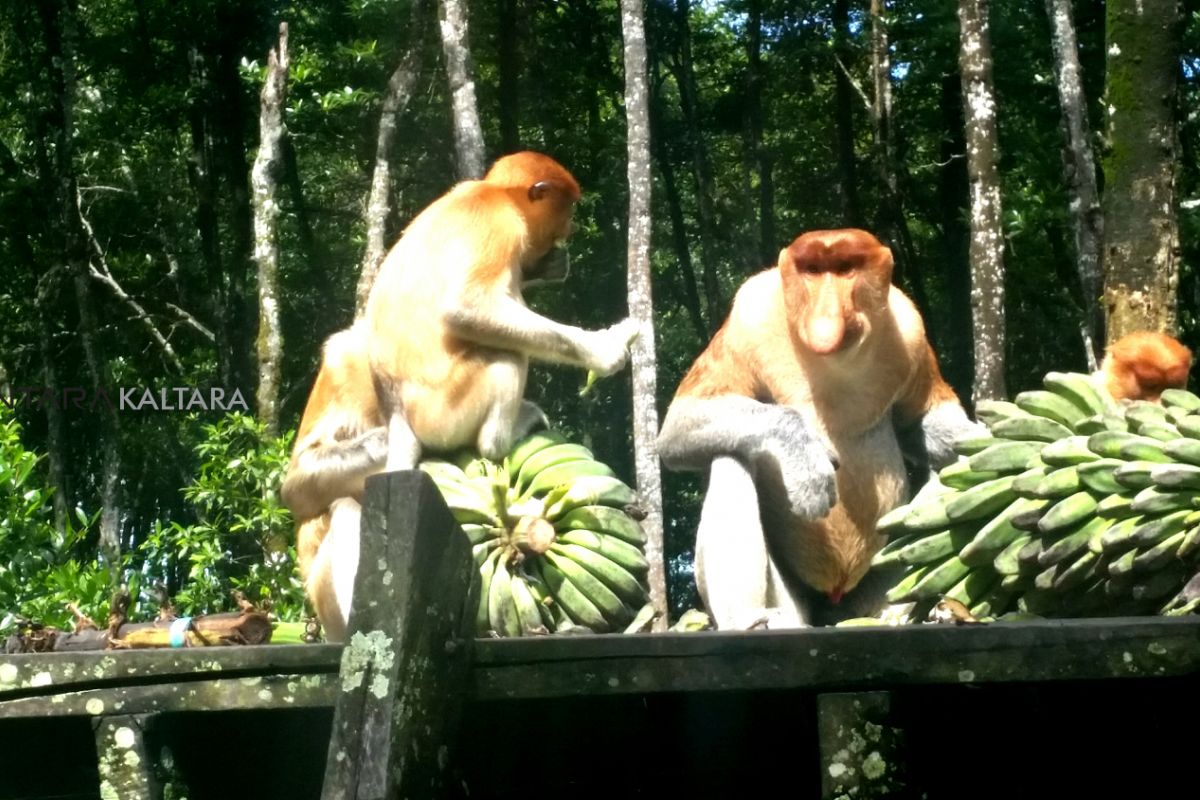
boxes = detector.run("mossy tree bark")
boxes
[957,0,1007,401]
[1101,0,1184,342]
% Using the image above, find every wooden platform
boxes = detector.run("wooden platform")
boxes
[1,471,1198,800]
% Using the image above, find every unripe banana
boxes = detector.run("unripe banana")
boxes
[1014,390,1087,428]
[515,443,596,494]
[509,572,547,635]
[1042,371,1110,416]
[504,429,568,478]
[556,505,647,544]
[549,542,647,607]
[990,415,1074,442]
[543,549,628,627]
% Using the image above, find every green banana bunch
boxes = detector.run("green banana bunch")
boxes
[874,372,1200,622]
[419,429,653,637]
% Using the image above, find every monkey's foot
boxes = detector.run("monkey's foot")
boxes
[729,607,808,632]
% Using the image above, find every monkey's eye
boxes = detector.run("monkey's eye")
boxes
[802,263,822,275]
[833,260,855,276]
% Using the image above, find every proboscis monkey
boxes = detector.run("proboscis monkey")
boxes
[280,323,385,643]
[656,228,982,630]
[362,151,638,473]
[284,152,637,641]
[1098,331,1193,403]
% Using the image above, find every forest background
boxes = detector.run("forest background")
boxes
[1,0,1197,629]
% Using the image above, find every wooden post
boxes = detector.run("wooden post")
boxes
[321,470,477,800]
[94,714,159,799]
[817,691,908,799]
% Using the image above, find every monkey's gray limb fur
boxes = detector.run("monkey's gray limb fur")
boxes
[657,394,838,521]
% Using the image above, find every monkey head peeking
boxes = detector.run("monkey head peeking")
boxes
[658,228,981,630]
[1099,331,1193,403]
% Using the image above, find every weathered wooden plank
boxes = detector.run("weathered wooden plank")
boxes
[0,643,342,699]
[321,470,477,800]
[0,672,335,719]
[94,714,158,800]
[817,692,908,799]
[470,617,1200,699]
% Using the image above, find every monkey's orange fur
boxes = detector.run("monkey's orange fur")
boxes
[674,229,960,600]
[1100,331,1193,403]
[363,152,580,455]
[285,326,381,580]
[285,152,634,640]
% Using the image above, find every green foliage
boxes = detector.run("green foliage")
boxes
[0,404,109,632]
[0,407,302,633]
[137,413,303,620]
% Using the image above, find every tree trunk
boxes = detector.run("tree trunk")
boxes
[619,0,668,631]
[251,22,289,436]
[438,0,487,179]
[0,128,72,532]
[832,0,862,227]
[957,0,1006,401]
[744,0,777,264]
[35,269,72,535]
[186,46,227,381]
[498,0,521,153]
[37,0,122,572]
[213,31,256,398]
[869,0,928,316]
[670,0,723,320]
[1101,0,1183,340]
[356,0,430,316]
[1045,0,1104,366]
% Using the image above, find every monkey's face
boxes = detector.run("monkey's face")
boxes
[523,240,571,287]
[781,229,893,357]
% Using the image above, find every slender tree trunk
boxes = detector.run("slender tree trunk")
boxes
[1101,0,1183,340]
[620,0,667,631]
[670,0,723,319]
[282,133,328,296]
[1045,0,1104,366]
[35,272,71,534]
[939,73,975,404]
[744,0,776,264]
[37,0,122,572]
[213,32,256,397]
[0,128,71,531]
[186,46,228,381]
[498,0,521,153]
[868,0,928,316]
[832,0,862,227]
[957,0,1006,401]
[438,0,487,179]
[356,0,430,316]
[251,23,289,436]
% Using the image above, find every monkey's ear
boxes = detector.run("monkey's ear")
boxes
[529,181,554,202]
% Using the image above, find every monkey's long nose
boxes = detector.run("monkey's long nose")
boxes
[806,315,845,355]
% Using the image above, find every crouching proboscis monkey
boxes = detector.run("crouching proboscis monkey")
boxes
[657,228,982,631]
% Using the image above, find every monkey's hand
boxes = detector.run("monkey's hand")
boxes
[752,406,839,521]
[915,401,986,470]
[582,318,640,377]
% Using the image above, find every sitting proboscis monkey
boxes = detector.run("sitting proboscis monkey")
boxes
[657,228,982,630]
[281,151,637,641]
